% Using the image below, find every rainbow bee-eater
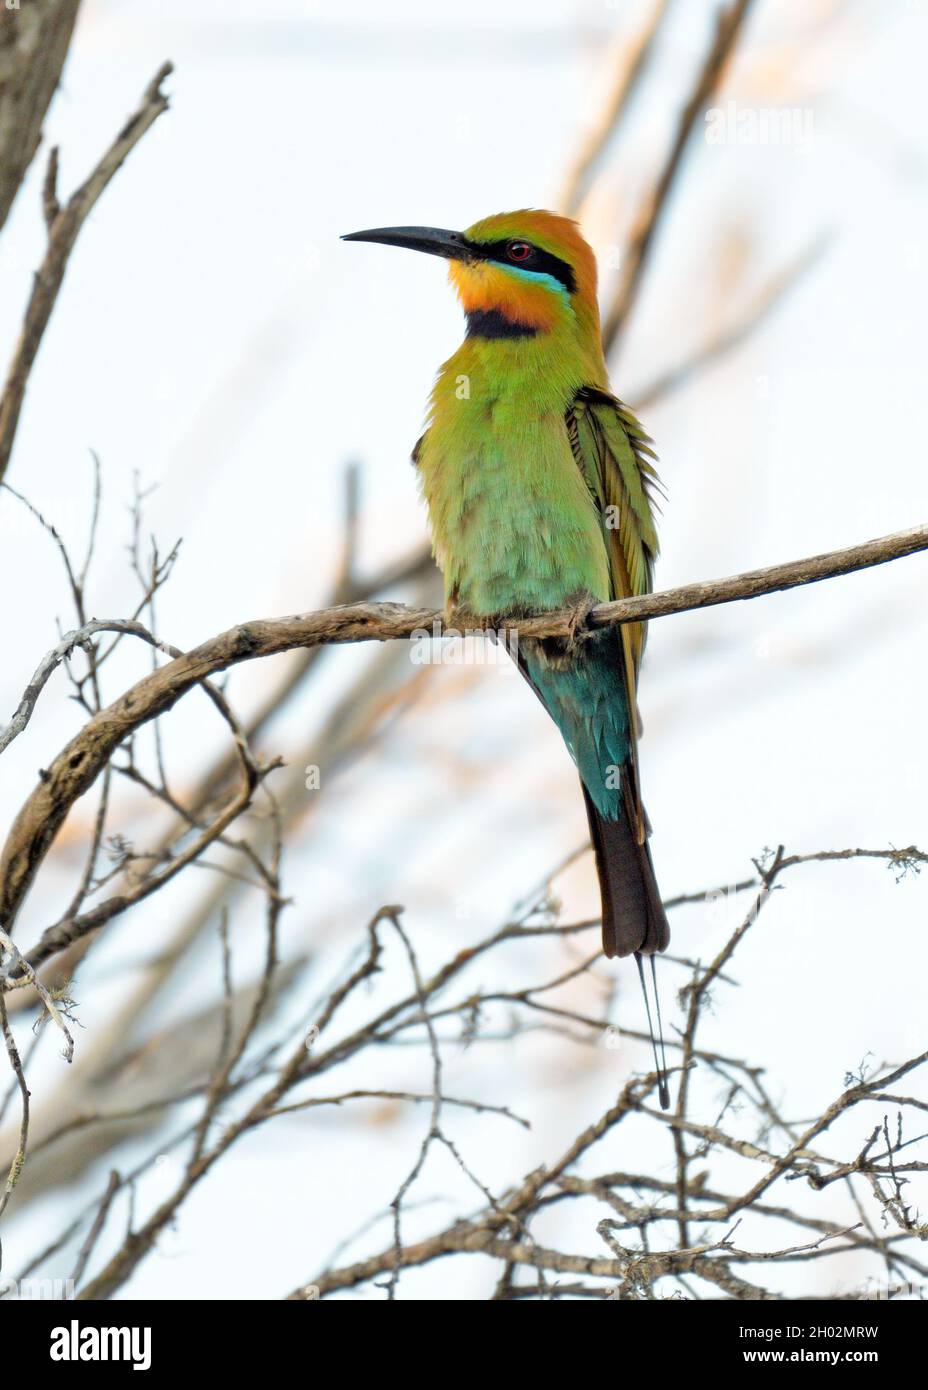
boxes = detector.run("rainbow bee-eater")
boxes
[344,210,670,1103]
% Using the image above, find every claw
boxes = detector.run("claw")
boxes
[565,591,597,655]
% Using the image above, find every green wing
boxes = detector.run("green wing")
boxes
[566,388,661,618]
[565,386,664,837]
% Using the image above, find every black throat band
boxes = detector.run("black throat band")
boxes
[465,308,538,340]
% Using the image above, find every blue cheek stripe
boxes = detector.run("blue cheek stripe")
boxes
[499,264,572,301]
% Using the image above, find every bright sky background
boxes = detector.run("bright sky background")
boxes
[1,0,926,1299]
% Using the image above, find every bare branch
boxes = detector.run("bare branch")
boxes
[603,0,757,352]
[0,0,81,235]
[0,519,923,943]
[559,0,675,216]
[0,618,170,758]
[0,61,172,485]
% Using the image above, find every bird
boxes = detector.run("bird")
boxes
[343,210,670,1105]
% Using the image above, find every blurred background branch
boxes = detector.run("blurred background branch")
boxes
[0,0,82,235]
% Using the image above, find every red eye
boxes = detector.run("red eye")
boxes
[507,241,532,262]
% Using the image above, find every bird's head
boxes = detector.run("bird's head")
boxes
[342,209,600,340]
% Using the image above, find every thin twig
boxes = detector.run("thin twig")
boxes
[0,63,173,486]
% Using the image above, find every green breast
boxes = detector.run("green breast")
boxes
[417,337,610,615]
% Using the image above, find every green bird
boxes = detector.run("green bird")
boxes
[344,209,670,1103]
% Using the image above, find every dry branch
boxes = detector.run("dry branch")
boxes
[0,0,81,235]
[559,0,675,216]
[631,236,830,410]
[0,519,924,949]
[603,0,756,352]
[4,839,923,1301]
[0,618,169,757]
[0,61,172,485]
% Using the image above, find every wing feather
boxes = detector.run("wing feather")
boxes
[565,386,664,843]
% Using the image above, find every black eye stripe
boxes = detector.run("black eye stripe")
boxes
[463,237,577,294]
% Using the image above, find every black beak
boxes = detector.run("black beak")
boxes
[341,225,474,262]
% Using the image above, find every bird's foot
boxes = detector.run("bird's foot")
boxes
[442,600,475,636]
[564,592,597,656]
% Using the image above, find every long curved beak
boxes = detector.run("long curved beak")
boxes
[341,225,474,262]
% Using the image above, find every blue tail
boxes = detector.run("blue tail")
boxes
[521,630,669,958]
